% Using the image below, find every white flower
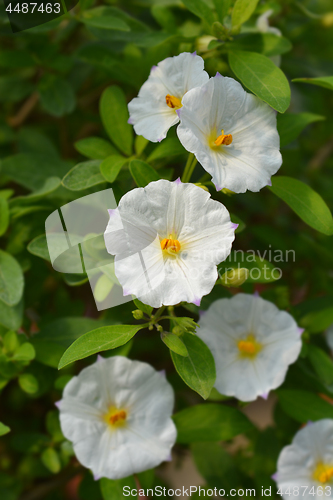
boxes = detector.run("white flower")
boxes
[128,52,209,143]
[196,293,302,402]
[57,356,177,480]
[104,179,236,308]
[275,420,333,500]
[177,74,282,193]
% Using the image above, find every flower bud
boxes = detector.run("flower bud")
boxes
[132,309,144,320]
[322,12,333,27]
[221,268,249,288]
[196,35,217,53]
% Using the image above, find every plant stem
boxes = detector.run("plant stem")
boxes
[182,154,197,183]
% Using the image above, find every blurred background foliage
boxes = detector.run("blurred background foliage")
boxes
[1,0,333,498]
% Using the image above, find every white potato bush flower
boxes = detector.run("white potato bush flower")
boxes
[104,179,236,308]
[57,356,177,480]
[274,419,333,499]
[196,293,302,401]
[177,74,282,193]
[128,52,209,142]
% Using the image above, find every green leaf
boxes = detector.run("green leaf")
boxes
[0,422,10,436]
[100,86,133,156]
[81,7,130,31]
[268,176,333,235]
[213,0,231,23]
[181,0,215,25]
[228,33,292,57]
[170,332,216,399]
[228,50,291,113]
[19,373,39,394]
[100,476,137,500]
[147,138,186,162]
[0,250,24,306]
[58,325,144,369]
[300,307,333,334]
[307,346,333,386]
[13,343,35,362]
[133,299,153,316]
[100,156,128,183]
[0,197,9,237]
[232,0,259,27]
[161,332,188,357]
[292,76,333,91]
[75,137,118,160]
[277,112,325,147]
[0,298,23,331]
[39,76,76,118]
[173,404,253,443]
[41,448,61,474]
[62,161,105,191]
[219,251,280,283]
[129,160,160,187]
[134,136,149,156]
[27,235,50,262]
[277,390,333,422]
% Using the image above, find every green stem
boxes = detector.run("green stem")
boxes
[182,154,197,183]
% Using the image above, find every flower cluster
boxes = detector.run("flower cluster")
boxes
[128,52,282,193]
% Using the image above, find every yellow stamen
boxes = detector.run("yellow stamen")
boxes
[313,463,333,483]
[237,334,262,358]
[161,236,181,253]
[104,407,127,428]
[166,94,182,109]
[214,129,233,146]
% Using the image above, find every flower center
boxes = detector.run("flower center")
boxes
[214,129,233,146]
[313,463,333,483]
[104,407,127,428]
[237,334,262,358]
[166,94,182,109]
[161,236,181,254]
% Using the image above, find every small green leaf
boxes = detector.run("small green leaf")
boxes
[277,112,325,147]
[100,156,128,183]
[268,176,333,235]
[277,390,333,422]
[133,299,153,316]
[181,0,215,25]
[161,332,188,357]
[75,137,118,160]
[58,325,144,369]
[219,251,280,283]
[170,332,216,399]
[81,7,130,31]
[13,343,35,362]
[0,422,10,436]
[213,0,231,23]
[300,307,333,334]
[3,331,19,354]
[0,250,24,306]
[292,76,333,91]
[134,136,149,156]
[100,86,133,157]
[41,448,61,474]
[39,76,76,117]
[232,0,259,27]
[100,476,137,500]
[228,50,291,113]
[307,346,333,386]
[62,161,105,191]
[173,404,254,443]
[0,198,9,236]
[19,373,39,394]
[0,298,23,331]
[129,160,160,187]
[147,138,186,162]
[27,235,50,262]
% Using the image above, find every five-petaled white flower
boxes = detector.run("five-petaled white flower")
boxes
[104,179,236,308]
[57,356,177,480]
[128,52,209,143]
[177,74,282,193]
[274,420,333,499]
[196,293,302,401]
